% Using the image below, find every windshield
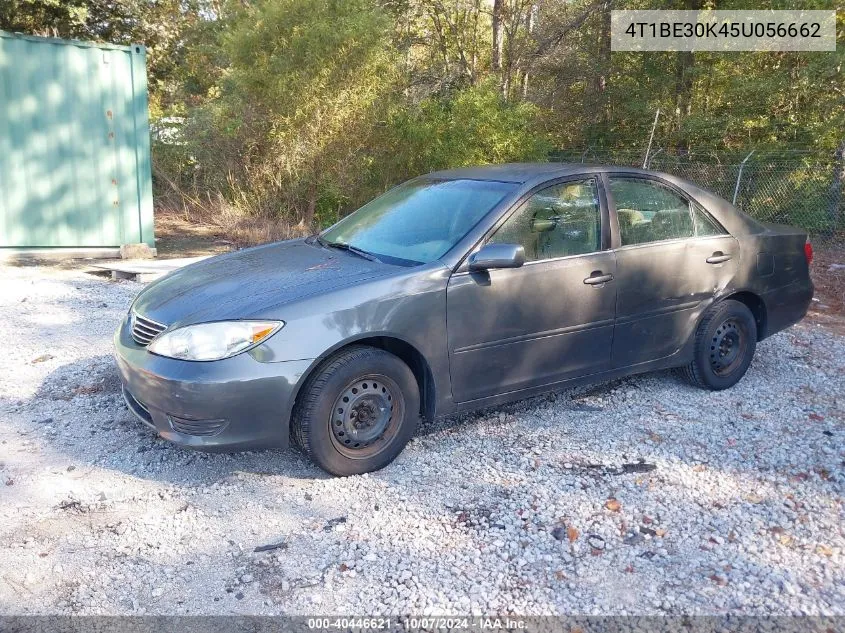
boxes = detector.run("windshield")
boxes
[320,179,516,265]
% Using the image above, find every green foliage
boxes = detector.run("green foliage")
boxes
[738,163,841,234]
[382,81,551,178]
[0,0,95,38]
[182,0,400,225]
[169,0,551,228]
[0,0,207,117]
[7,0,840,233]
[536,0,845,154]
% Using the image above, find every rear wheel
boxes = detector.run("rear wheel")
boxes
[684,299,757,391]
[291,346,419,476]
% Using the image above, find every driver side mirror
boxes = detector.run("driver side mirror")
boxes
[468,243,526,272]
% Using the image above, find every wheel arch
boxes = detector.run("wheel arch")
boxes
[721,290,767,340]
[288,334,437,424]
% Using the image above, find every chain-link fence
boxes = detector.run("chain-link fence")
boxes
[549,148,845,241]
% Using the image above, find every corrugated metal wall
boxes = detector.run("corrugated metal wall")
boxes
[0,32,154,248]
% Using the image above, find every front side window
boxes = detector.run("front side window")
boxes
[488,179,601,262]
[321,179,516,265]
[609,177,695,246]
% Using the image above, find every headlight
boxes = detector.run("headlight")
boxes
[147,321,283,361]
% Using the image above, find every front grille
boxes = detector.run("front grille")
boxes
[168,416,228,437]
[131,312,167,346]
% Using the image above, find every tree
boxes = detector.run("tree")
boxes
[14,0,833,230]
[190,0,400,226]
[0,0,97,38]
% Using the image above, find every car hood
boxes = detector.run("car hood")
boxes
[131,239,399,326]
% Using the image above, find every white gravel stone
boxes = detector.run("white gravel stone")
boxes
[0,262,842,616]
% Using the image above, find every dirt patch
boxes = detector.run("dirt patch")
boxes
[154,210,236,259]
[154,201,308,256]
[807,242,845,335]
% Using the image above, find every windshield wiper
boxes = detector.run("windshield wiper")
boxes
[320,238,381,263]
[309,233,329,248]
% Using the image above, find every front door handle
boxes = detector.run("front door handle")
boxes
[706,252,733,264]
[583,271,614,285]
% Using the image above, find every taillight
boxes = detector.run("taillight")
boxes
[804,239,814,265]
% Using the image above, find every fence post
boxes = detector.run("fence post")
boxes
[829,142,845,236]
[645,148,663,169]
[732,150,755,206]
[642,108,660,168]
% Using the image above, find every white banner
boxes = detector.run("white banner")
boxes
[611,10,837,52]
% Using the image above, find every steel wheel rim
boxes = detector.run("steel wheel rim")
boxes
[329,374,403,459]
[709,318,747,376]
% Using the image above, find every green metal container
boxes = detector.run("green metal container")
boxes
[0,32,154,249]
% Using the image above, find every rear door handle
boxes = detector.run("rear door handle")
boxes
[583,272,614,285]
[706,252,732,264]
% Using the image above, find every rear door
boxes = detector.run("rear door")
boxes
[446,177,617,403]
[606,174,739,368]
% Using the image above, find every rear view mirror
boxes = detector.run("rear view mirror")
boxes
[468,243,526,272]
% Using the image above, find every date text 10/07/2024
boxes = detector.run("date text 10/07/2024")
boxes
[307,617,528,630]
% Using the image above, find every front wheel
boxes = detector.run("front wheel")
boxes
[291,346,420,476]
[684,299,757,391]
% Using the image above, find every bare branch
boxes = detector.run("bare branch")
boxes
[530,0,612,63]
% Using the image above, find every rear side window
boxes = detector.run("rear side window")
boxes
[609,177,694,246]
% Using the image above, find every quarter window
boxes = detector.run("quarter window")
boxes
[488,179,601,262]
[609,177,695,246]
[692,203,727,236]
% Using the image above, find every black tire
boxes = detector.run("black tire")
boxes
[291,345,420,476]
[684,299,757,391]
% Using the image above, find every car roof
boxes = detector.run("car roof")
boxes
[426,163,584,183]
[426,162,692,184]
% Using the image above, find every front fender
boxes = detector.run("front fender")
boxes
[249,264,454,422]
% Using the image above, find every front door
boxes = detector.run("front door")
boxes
[606,175,740,367]
[446,178,617,403]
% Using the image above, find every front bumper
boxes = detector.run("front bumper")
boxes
[114,319,313,451]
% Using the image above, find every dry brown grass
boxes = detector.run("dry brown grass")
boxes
[154,196,311,257]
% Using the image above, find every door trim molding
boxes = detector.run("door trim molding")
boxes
[453,318,614,354]
[613,300,700,325]
[452,342,693,409]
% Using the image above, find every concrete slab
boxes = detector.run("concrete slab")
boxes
[90,256,209,282]
[0,247,141,262]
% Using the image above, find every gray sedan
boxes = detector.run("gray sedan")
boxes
[115,164,814,475]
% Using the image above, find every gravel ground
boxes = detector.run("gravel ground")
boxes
[0,262,842,617]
